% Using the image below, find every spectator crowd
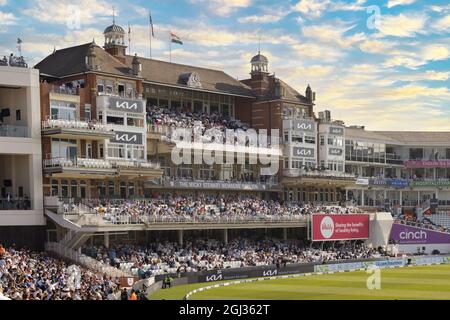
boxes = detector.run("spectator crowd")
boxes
[82,239,383,277]
[70,196,363,224]
[0,245,133,300]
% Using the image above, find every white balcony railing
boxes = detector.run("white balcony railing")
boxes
[42,119,113,133]
[43,157,113,169]
[284,168,356,179]
[0,124,28,138]
[111,160,160,169]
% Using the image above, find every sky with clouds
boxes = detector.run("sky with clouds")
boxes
[0,0,449,131]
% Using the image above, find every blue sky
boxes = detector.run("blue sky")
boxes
[0,0,449,130]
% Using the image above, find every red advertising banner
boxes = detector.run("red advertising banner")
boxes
[312,214,370,241]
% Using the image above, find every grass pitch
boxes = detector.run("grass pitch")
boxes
[150,264,450,300]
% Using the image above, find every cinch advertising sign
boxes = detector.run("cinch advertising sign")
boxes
[312,214,370,241]
[389,223,450,244]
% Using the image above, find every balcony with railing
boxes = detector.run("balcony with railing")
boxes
[0,124,28,138]
[284,168,356,180]
[111,159,163,178]
[50,86,78,96]
[0,198,32,210]
[46,197,307,229]
[43,157,116,176]
[41,118,115,139]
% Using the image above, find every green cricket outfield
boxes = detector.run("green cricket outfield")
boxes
[150,264,450,300]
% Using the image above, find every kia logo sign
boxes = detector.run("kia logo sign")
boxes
[111,131,143,145]
[293,147,315,158]
[329,127,344,135]
[109,97,144,113]
[328,148,343,156]
[320,216,334,239]
[262,270,278,277]
[206,274,223,282]
[293,120,315,132]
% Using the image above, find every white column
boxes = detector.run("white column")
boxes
[361,189,365,206]
[282,228,288,241]
[223,229,228,244]
[29,154,44,211]
[399,190,403,206]
[104,232,110,248]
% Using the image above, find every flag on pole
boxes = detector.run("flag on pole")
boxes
[17,38,23,56]
[170,32,183,45]
[128,23,131,55]
[149,11,154,38]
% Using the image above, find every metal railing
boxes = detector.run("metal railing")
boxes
[284,168,356,179]
[50,86,78,95]
[42,118,113,133]
[43,157,114,169]
[0,124,28,138]
[43,157,161,171]
[98,91,143,100]
[45,242,132,277]
[0,198,32,210]
[111,159,160,170]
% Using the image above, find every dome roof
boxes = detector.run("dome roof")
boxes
[251,53,268,64]
[104,23,125,34]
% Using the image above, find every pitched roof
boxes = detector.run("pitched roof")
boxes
[278,79,309,104]
[34,43,135,78]
[375,131,450,146]
[240,76,309,104]
[345,127,401,143]
[346,127,450,145]
[124,55,254,97]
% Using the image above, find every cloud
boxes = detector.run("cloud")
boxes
[376,13,427,37]
[428,4,450,13]
[434,15,450,33]
[302,22,364,49]
[0,11,17,25]
[382,84,449,100]
[293,0,330,18]
[293,0,366,18]
[383,44,450,69]
[292,42,344,62]
[190,0,251,17]
[238,8,287,24]
[359,39,397,54]
[0,0,7,6]
[421,44,450,61]
[386,0,417,9]
[330,0,367,12]
[23,0,112,25]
